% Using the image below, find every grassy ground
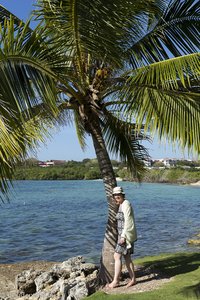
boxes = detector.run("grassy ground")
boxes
[86,252,200,300]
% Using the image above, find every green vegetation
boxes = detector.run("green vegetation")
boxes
[13,159,200,184]
[85,252,200,300]
[14,159,101,180]
[141,168,200,184]
[13,159,124,180]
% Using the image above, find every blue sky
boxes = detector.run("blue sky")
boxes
[0,0,195,161]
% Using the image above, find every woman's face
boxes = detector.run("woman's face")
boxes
[113,194,124,205]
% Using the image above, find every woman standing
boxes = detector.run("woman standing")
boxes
[108,186,137,288]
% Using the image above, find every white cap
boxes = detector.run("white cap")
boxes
[112,186,125,195]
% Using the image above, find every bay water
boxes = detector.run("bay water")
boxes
[0,180,199,264]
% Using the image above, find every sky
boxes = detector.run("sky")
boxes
[0,0,196,161]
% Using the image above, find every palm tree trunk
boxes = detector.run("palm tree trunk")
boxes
[87,121,118,284]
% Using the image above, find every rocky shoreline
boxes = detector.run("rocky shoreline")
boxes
[0,256,174,300]
[190,180,200,186]
[187,232,200,246]
[0,257,98,300]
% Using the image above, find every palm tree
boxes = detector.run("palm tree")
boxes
[0,0,200,283]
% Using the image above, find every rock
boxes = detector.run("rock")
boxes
[80,263,98,276]
[187,232,200,246]
[50,256,84,279]
[16,269,42,296]
[60,279,75,299]
[35,271,58,291]
[67,281,88,300]
[187,239,200,245]
[15,257,99,300]
[190,180,200,186]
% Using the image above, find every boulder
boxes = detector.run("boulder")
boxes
[188,239,200,245]
[67,281,88,300]
[16,269,42,296]
[15,257,99,300]
[35,271,58,291]
[187,232,200,246]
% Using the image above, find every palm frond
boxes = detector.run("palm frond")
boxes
[0,16,83,117]
[0,18,62,121]
[101,110,150,181]
[0,4,26,27]
[128,0,200,68]
[121,53,200,153]
[0,14,79,95]
[33,0,166,69]
[0,116,52,199]
[73,111,87,150]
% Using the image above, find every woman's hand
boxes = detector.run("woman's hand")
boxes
[119,237,126,245]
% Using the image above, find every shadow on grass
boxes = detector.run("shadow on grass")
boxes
[141,252,200,299]
[182,282,200,299]
[141,253,200,277]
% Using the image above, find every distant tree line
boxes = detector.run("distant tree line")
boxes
[14,158,125,180]
[13,158,200,184]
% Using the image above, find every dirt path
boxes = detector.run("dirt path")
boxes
[101,264,173,295]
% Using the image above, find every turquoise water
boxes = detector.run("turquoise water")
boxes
[0,180,199,264]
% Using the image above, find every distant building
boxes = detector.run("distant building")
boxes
[46,161,55,166]
[38,160,66,167]
[38,161,49,167]
[162,158,176,167]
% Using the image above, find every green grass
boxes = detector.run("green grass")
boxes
[86,252,200,300]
